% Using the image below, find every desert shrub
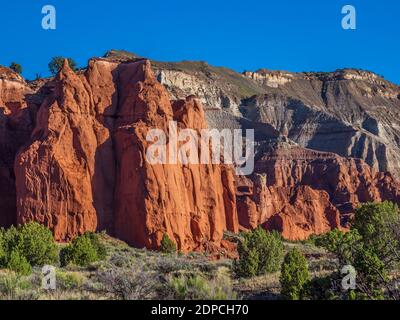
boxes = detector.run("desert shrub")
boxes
[0,272,37,300]
[0,222,58,268]
[60,237,97,267]
[109,252,132,268]
[0,273,18,297]
[6,251,32,276]
[234,227,284,278]
[60,233,106,267]
[316,228,385,299]
[97,264,159,300]
[350,202,400,299]
[9,62,22,74]
[306,274,336,300]
[83,232,107,260]
[169,275,207,300]
[280,248,310,300]
[0,226,20,261]
[154,256,189,274]
[307,272,376,301]
[56,271,85,290]
[315,228,362,265]
[16,223,58,266]
[160,234,177,254]
[315,202,400,299]
[353,201,400,269]
[48,56,77,75]
[0,273,21,300]
[168,271,236,300]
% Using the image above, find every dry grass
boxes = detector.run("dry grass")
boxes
[0,235,338,300]
[232,241,337,300]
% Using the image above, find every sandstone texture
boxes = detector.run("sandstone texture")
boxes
[1,51,400,250]
[11,58,238,253]
[111,61,238,251]
[241,69,400,179]
[0,67,40,227]
[15,60,116,241]
[236,142,400,240]
[153,60,400,179]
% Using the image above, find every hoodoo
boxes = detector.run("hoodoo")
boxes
[13,58,239,253]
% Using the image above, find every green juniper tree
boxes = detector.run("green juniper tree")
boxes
[48,56,77,75]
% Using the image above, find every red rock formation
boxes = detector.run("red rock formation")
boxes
[0,67,37,227]
[237,143,400,240]
[13,59,238,252]
[2,57,400,250]
[15,59,119,240]
[112,61,238,251]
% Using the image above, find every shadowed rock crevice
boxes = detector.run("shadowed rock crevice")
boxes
[0,67,43,227]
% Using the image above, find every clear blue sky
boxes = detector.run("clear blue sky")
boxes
[1,0,399,84]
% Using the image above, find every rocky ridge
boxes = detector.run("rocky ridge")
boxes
[0,51,400,251]
[12,58,238,254]
[148,55,400,179]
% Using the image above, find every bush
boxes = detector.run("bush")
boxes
[314,228,362,265]
[9,62,22,74]
[56,271,85,290]
[169,272,236,300]
[306,274,337,300]
[350,202,400,299]
[17,223,58,266]
[83,232,107,260]
[234,227,284,278]
[0,272,36,300]
[160,234,177,254]
[353,201,400,269]
[97,262,159,300]
[6,251,32,276]
[280,248,310,300]
[60,233,106,267]
[315,202,400,299]
[0,223,58,268]
[48,56,77,75]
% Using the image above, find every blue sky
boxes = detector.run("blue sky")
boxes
[1,0,399,83]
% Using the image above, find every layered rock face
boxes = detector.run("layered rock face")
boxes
[111,61,238,251]
[236,142,400,240]
[1,52,400,248]
[147,58,400,240]
[241,69,400,178]
[151,61,266,125]
[153,60,400,180]
[15,60,117,240]
[0,67,39,227]
[13,58,238,252]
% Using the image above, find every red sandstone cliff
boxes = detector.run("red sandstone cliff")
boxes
[13,59,238,252]
[14,60,115,241]
[112,60,238,251]
[0,67,39,227]
[1,56,400,250]
[237,142,400,240]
